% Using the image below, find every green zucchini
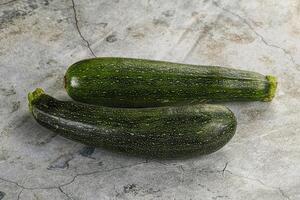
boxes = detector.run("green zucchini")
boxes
[64,57,277,108]
[28,88,237,158]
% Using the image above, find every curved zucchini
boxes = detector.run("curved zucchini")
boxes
[64,57,277,108]
[28,88,237,158]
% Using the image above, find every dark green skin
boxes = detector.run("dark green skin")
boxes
[65,57,276,108]
[29,89,237,158]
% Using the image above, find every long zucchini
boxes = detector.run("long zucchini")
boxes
[28,88,237,158]
[64,57,277,107]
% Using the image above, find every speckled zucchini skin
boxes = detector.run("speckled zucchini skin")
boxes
[29,89,237,158]
[64,57,277,108]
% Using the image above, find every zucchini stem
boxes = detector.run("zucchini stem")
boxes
[264,75,277,101]
[28,88,45,112]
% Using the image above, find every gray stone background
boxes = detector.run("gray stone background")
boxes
[0,0,299,199]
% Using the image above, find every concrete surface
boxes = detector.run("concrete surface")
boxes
[0,0,300,199]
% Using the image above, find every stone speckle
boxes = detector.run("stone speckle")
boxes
[123,184,138,194]
[47,154,74,170]
[0,86,16,96]
[79,146,95,157]
[162,10,175,17]
[152,18,169,26]
[0,0,300,199]
[98,22,108,28]
[0,191,5,200]
[106,34,118,43]
[11,101,20,113]
[0,9,27,29]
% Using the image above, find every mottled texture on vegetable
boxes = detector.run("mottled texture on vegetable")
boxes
[64,57,277,108]
[28,88,237,158]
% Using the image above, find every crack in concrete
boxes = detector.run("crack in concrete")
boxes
[197,165,292,200]
[59,161,147,189]
[183,24,214,61]
[58,187,73,200]
[154,161,291,200]
[17,189,23,200]
[222,162,228,177]
[224,169,292,200]
[179,165,185,172]
[278,188,292,200]
[0,0,18,6]
[224,169,268,187]
[152,160,167,166]
[0,161,147,198]
[70,0,96,57]
[0,177,26,189]
[178,165,185,183]
[1,160,291,199]
[212,1,299,70]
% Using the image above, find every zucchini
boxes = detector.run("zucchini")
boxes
[28,88,237,158]
[64,57,277,108]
